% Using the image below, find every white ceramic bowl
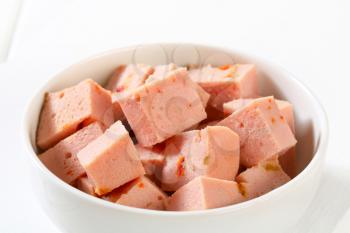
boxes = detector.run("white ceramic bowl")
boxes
[22,44,328,233]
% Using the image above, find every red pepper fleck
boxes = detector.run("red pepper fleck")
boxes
[280,115,285,121]
[115,86,125,92]
[218,64,230,70]
[271,117,276,123]
[157,195,163,201]
[176,156,185,177]
[138,182,145,188]
[239,122,244,128]
[66,170,73,176]
[268,98,272,103]
[65,153,72,159]
[134,94,141,102]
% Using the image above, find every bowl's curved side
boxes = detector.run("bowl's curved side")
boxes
[22,43,328,233]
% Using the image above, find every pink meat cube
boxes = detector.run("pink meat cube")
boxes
[167,176,245,211]
[77,121,145,195]
[106,64,154,93]
[39,122,105,184]
[218,96,297,167]
[136,144,165,177]
[223,98,297,175]
[147,64,210,108]
[118,68,207,147]
[161,126,240,191]
[76,176,96,196]
[236,159,291,199]
[188,64,258,111]
[106,64,155,122]
[104,176,168,210]
[37,79,114,150]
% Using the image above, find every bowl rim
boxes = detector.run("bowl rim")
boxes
[22,43,329,216]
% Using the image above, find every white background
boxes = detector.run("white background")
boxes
[0,0,350,232]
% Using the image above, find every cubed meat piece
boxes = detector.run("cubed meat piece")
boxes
[136,144,165,177]
[188,64,258,111]
[118,68,207,147]
[106,64,155,121]
[106,64,154,93]
[236,159,290,200]
[223,98,297,175]
[161,126,240,191]
[147,64,210,108]
[76,176,96,196]
[37,79,114,150]
[104,176,167,210]
[39,122,105,184]
[77,121,145,195]
[218,96,297,167]
[167,176,245,211]
[106,64,154,121]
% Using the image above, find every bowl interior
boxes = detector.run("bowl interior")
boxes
[26,43,325,187]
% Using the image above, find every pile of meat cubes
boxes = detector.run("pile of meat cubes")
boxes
[37,63,297,211]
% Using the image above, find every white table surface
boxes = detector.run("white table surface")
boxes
[1,0,350,232]
[0,0,22,62]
